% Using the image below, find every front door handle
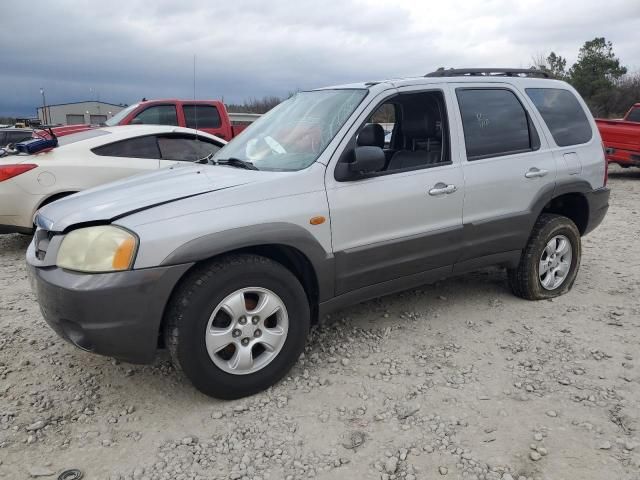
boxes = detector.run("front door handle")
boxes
[525,167,549,178]
[429,182,457,196]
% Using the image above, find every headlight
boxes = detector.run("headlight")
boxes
[56,226,138,273]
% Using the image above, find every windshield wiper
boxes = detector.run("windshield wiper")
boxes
[211,157,259,170]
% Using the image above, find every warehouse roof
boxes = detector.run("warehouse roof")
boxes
[38,100,127,108]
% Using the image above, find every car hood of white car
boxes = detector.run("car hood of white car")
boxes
[37,164,270,232]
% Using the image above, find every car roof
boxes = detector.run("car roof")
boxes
[54,125,225,151]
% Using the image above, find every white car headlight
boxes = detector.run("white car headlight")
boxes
[56,226,138,273]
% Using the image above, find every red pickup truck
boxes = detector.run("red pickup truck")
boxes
[596,103,640,168]
[51,99,255,141]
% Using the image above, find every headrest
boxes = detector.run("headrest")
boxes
[401,114,437,139]
[357,123,385,148]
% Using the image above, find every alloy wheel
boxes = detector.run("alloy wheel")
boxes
[204,287,289,375]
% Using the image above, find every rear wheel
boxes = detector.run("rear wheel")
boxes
[165,254,310,399]
[508,214,581,300]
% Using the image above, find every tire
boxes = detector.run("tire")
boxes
[164,254,310,399]
[508,214,581,300]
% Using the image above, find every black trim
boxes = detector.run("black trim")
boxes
[458,183,555,261]
[319,265,451,317]
[583,187,610,236]
[453,250,521,274]
[28,262,193,364]
[161,222,335,302]
[334,225,462,295]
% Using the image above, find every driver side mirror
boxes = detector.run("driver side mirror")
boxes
[348,146,385,176]
[334,145,386,181]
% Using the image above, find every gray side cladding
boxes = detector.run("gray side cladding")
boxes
[160,222,335,301]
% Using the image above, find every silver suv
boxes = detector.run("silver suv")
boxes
[27,68,610,399]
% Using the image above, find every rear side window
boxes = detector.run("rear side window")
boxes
[132,105,178,126]
[6,131,32,144]
[526,88,592,146]
[92,135,160,159]
[157,135,221,161]
[626,107,640,122]
[456,88,538,160]
[184,105,222,129]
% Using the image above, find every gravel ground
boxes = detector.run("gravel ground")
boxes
[1,166,639,480]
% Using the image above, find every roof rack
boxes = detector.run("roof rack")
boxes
[425,68,550,78]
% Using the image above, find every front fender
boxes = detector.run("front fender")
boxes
[160,222,335,301]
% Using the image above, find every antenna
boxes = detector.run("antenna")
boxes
[192,54,213,165]
[193,55,199,143]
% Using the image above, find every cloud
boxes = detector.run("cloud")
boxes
[1,0,639,116]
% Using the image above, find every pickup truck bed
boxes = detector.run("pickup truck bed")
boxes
[596,104,640,168]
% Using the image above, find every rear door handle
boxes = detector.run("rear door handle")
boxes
[525,167,549,178]
[428,182,457,196]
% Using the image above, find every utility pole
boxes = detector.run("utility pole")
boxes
[40,88,48,125]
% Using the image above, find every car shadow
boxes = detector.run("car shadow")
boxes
[608,167,640,180]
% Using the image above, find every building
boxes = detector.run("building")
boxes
[37,101,127,126]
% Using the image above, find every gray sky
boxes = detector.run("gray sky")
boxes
[2,0,639,116]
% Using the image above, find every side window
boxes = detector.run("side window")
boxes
[183,105,222,129]
[337,90,450,179]
[457,88,538,160]
[526,88,592,146]
[92,136,160,159]
[369,103,396,148]
[157,136,221,162]
[7,132,32,144]
[626,106,640,123]
[132,105,178,126]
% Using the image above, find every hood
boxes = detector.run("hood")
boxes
[38,164,262,232]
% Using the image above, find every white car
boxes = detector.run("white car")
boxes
[0,125,225,233]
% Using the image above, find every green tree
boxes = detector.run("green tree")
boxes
[569,37,627,102]
[532,52,568,80]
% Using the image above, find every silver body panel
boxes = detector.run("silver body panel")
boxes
[34,74,607,298]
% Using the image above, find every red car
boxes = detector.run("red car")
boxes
[596,103,640,168]
[50,99,254,141]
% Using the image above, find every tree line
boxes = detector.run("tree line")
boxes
[532,37,637,118]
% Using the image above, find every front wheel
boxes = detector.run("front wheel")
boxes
[508,214,581,300]
[165,254,310,399]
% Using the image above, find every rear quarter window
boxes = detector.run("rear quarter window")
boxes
[526,88,592,147]
[626,107,640,123]
[184,105,222,129]
[92,135,160,159]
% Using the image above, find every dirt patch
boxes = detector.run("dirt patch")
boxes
[1,166,639,479]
